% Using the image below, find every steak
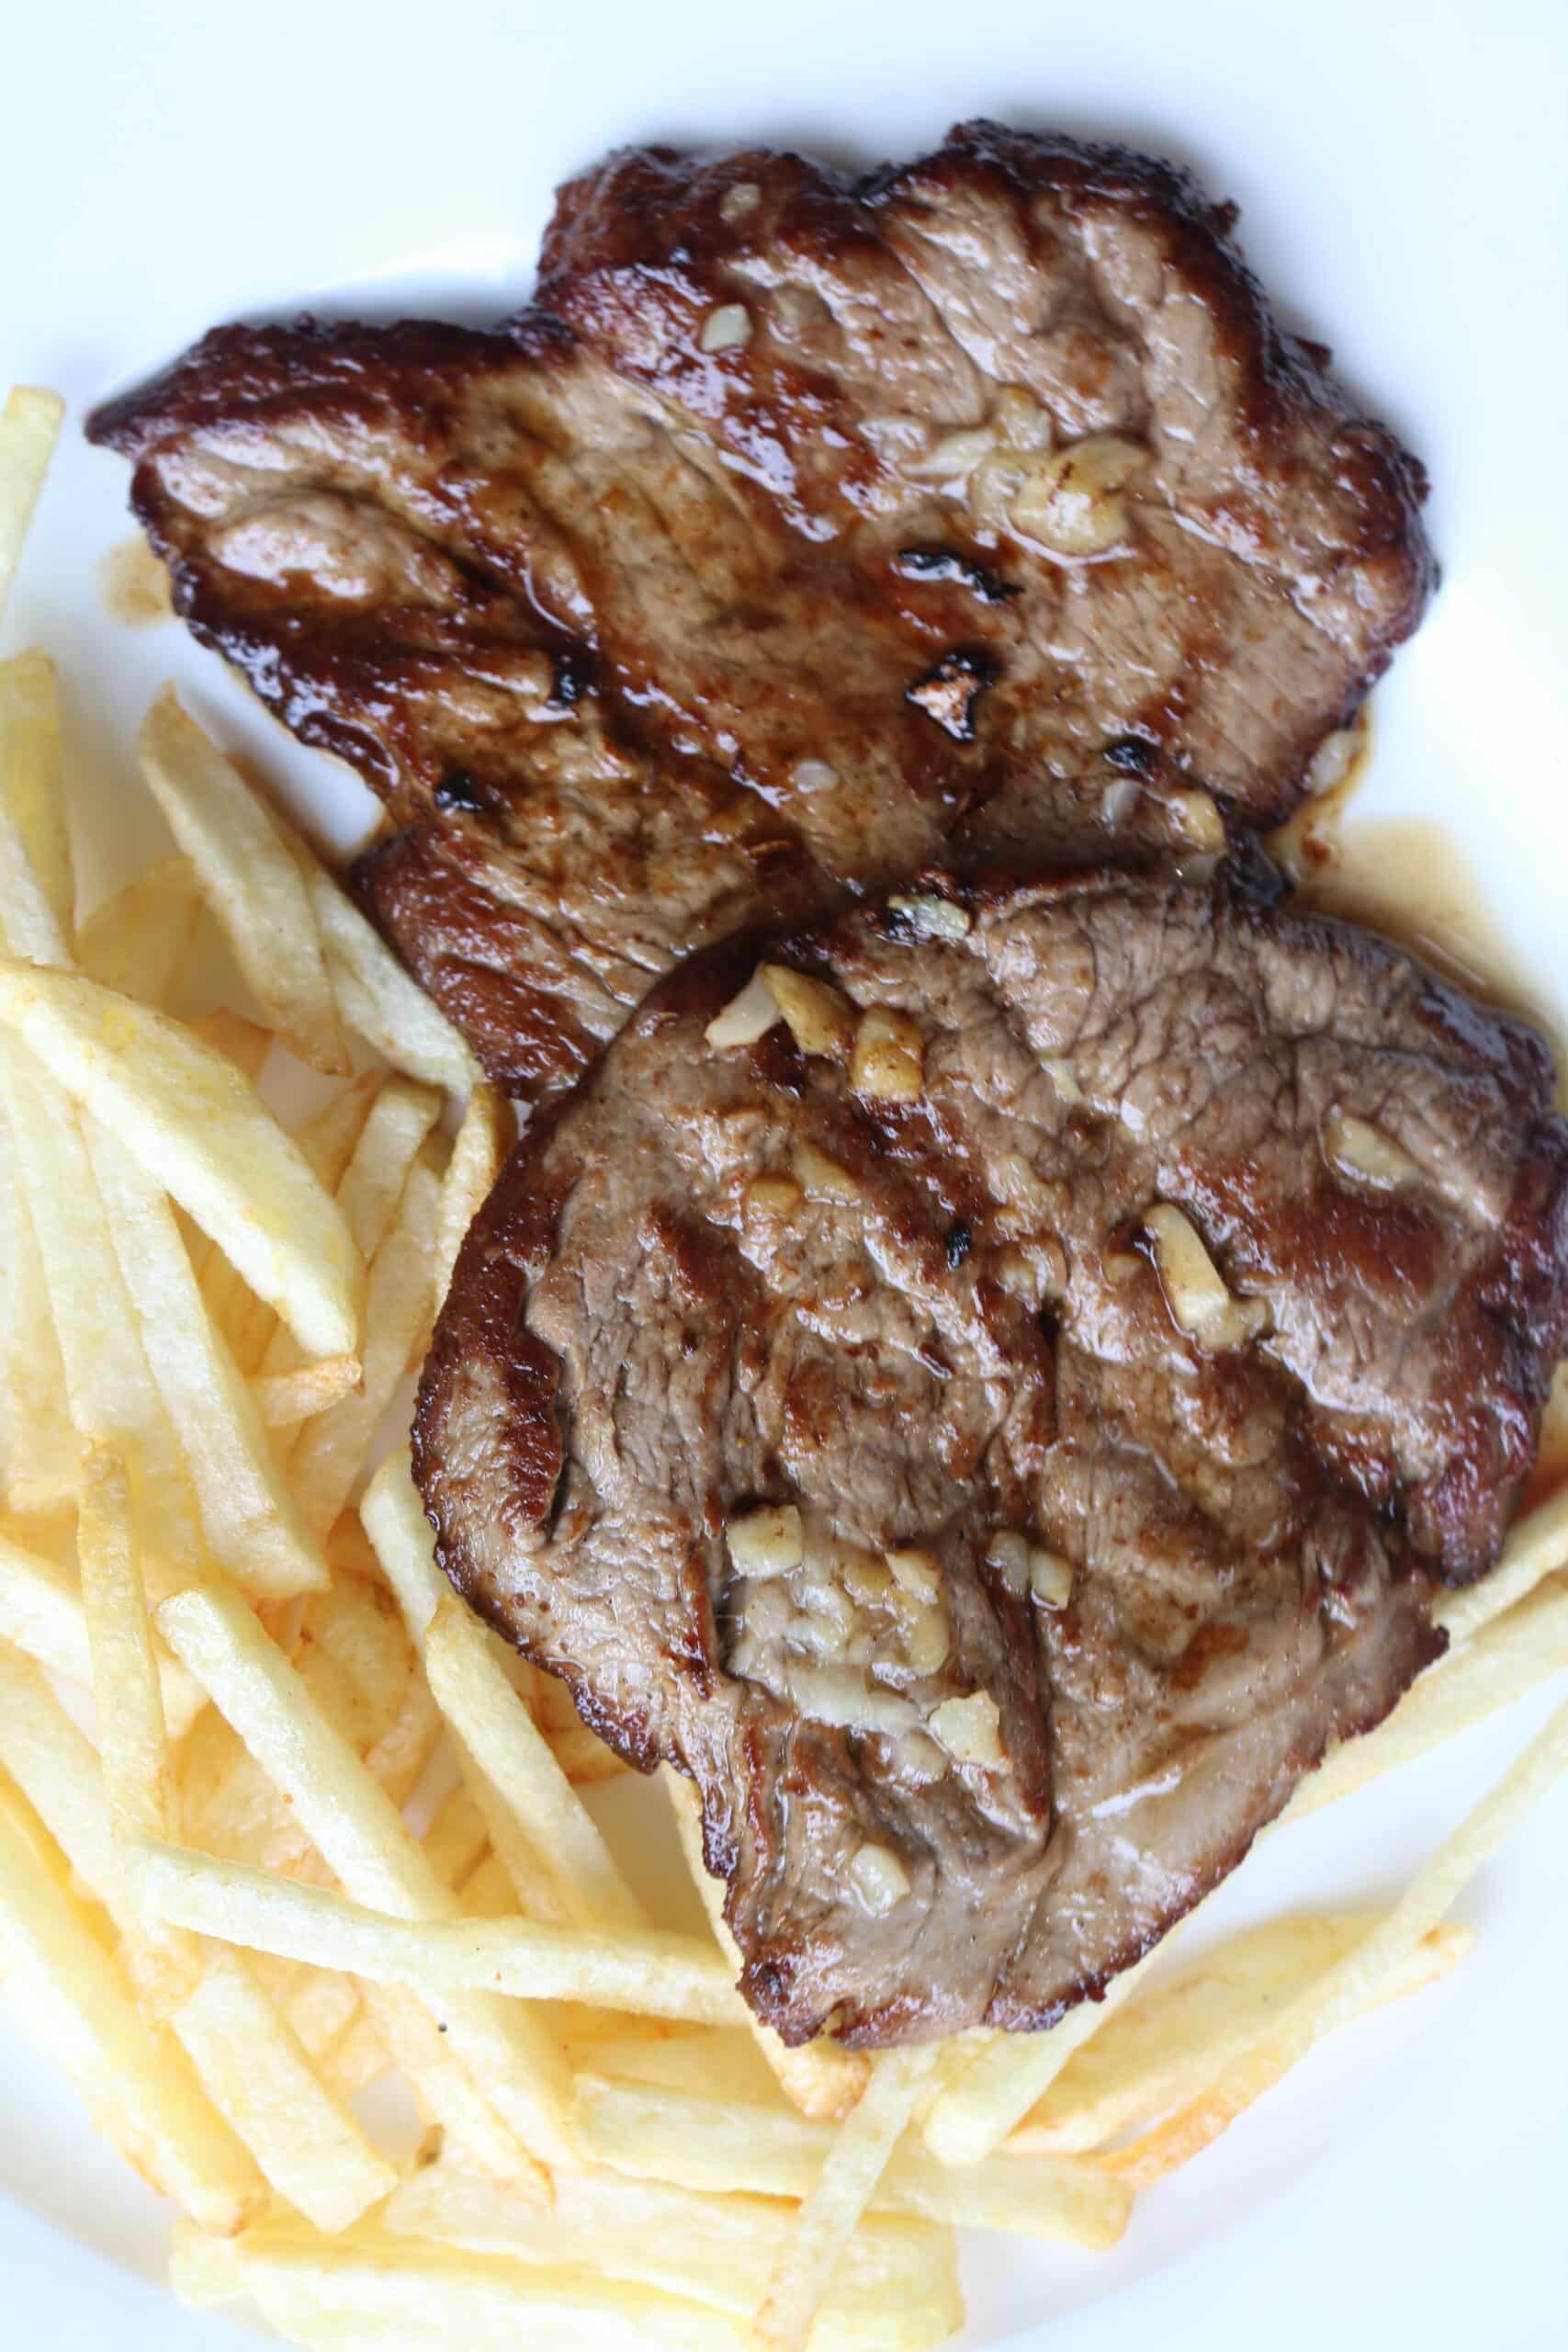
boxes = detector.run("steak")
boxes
[414,862,1568,2044]
[89,123,1434,1100]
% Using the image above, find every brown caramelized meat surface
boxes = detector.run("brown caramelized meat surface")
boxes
[414,864,1568,2045]
[90,123,1433,1100]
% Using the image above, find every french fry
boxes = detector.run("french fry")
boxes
[276,1965,361,2062]
[0,1770,265,2233]
[442,1736,578,1927]
[131,1840,742,2022]
[169,1954,396,2231]
[87,1121,331,1599]
[288,1160,438,1535]
[334,1075,444,1260]
[0,651,72,933]
[1104,1690,1568,2188]
[0,1639,393,2226]
[461,1849,523,1918]
[179,1693,517,2154]
[76,855,206,1009]
[362,1662,444,1807]
[174,2220,748,2352]
[100,534,175,628]
[185,1007,274,1355]
[574,2072,1132,2246]
[1435,1482,1568,1644]
[363,1451,644,1930]
[253,1354,363,1427]
[299,1571,412,1736]
[231,1075,384,1376]
[181,1709,321,1888]
[432,1080,508,1309]
[2,1050,200,1578]
[0,1502,74,1563]
[757,2045,942,2352]
[355,1981,550,2199]
[0,959,362,1357]
[921,1941,1166,2168]
[665,1768,869,2122]
[242,1074,421,1385]
[0,387,62,621]
[293,1071,380,1186]
[360,1451,447,1631]
[423,1781,491,1892]
[283,1579,433,1801]
[169,2219,245,2307]
[384,2154,964,2352]
[1283,1576,1568,1825]
[517,1662,630,1782]
[76,1446,178,1846]
[559,2021,784,2108]
[258,1097,436,1455]
[547,1720,632,1785]
[153,1580,575,2170]
[423,1594,647,1931]
[314,2005,389,2104]
[1010,1915,1474,2155]
[138,689,349,1076]
[75,1440,204,2018]
[292,835,481,1093]
[0,797,70,965]
[187,1005,276,1081]
[288,1635,395,1761]
[0,1123,81,1512]
[0,1638,141,1905]
[0,1533,205,1740]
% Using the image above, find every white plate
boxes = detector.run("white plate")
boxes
[4,3,1567,2346]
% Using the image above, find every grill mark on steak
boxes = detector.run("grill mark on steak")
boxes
[89,121,1434,1102]
[895,547,1021,605]
[413,864,1568,2044]
[905,647,1001,741]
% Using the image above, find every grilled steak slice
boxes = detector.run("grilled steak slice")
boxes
[89,123,1433,1101]
[414,863,1568,2044]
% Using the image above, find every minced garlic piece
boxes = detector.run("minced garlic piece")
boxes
[700,303,752,354]
[1324,1110,1420,1191]
[727,1504,805,1577]
[931,1690,1005,1768]
[886,1547,942,1606]
[761,964,856,1059]
[887,893,972,943]
[1010,435,1145,556]
[705,968,778,1048]
[849,1842,912,1914]
[1145,1204,1267,1351]
[852,1007,924,1103]
[792,1139,863,1201]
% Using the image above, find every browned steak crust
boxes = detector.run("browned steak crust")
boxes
[413,864,1567,2045]
[89,122,1434,1101]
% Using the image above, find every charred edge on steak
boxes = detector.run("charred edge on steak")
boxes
[433,767,491,816]
[906,648,1000,741]
[1102,734,1162,776]
[895,546,1021,605]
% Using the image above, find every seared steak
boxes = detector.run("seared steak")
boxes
[414,863,1568,2044]
[90,123,1433,1099]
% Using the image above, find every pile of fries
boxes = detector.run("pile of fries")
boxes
[3,379,1568,2351]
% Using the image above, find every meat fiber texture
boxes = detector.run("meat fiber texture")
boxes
[415,865,1568,2044]
[91,121,1434,1100]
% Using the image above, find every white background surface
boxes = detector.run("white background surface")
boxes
[4,2,1568,2346]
